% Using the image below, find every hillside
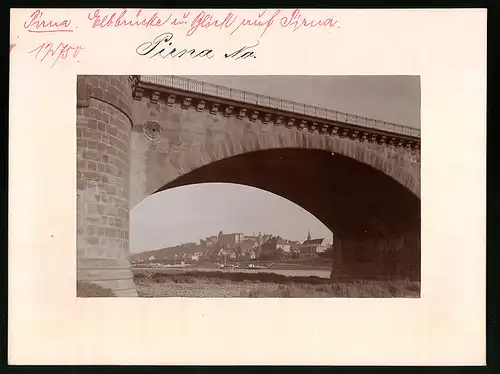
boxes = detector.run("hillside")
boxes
[131,243,212,261]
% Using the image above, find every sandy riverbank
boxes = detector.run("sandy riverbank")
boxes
[133,269,420,298]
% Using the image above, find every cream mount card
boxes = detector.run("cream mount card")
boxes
[9,8,486,365]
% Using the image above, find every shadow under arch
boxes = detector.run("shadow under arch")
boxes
[152,148,420,281]
[180,130,420,197]
[132,127,420,210]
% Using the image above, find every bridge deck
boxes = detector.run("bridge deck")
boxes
[138,75,420,139]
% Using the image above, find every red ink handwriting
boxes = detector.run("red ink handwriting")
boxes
[171,12,191,26]
[84,8,338,37]
[229,10,281,37]
[187,11,237,36]
[87,9,171,28]
[28,42,83,68]
[24,10,73,33]
[186,9,338,37]
[280,9,338,32]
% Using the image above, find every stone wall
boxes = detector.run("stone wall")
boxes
[76,75,137,296]
[331,229,421,281]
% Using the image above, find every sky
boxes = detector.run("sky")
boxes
[129,76,421,253]
[185,75,421,129]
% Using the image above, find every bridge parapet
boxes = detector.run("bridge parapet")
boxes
[132,75,420,150]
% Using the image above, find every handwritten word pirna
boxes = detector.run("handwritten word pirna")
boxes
[24,10,73,33]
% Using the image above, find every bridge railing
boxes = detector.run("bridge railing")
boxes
[138,75,421,138]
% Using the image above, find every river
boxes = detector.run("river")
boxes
[133,266,332,279]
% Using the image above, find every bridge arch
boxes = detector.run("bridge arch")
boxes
[130,108,420,209]
[126,75,421,282]
[146,147,420,280]
[141,129,419,204]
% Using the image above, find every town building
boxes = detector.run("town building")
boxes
[239,238,260,257]
[259,236,289,260]
[217,231,244,248]
[276,237,291,253]
[294,245,317,258]
[302,238,330,253]
[248,247,262,260]
[191,252,203,262]
[200,236,218,247]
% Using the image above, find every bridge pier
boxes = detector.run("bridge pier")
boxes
[76,76,137,296]
[330,230,420,281]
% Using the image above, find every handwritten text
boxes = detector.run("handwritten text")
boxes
[87,9,191,29]
[136,32,260,61]
[84,8,339,37]
[24,10,73,33]
[28,42,84,67]
[136,32,214,59]
[18,8,340,67]
[186,9,339,37]
[224,41,259,59]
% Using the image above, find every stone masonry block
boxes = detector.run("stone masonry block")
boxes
[77,76,136,296]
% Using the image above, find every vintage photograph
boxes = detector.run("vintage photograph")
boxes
[76,75,421,298]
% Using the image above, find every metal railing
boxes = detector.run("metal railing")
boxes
[139,75,421,138]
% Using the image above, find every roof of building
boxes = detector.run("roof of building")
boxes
[262,236,277,245]
[276,236,288,245]
[239,239,258,252]
[303,238,326,245]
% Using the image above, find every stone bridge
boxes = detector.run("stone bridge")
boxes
[76,75,421,296]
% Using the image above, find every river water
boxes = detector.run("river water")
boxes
[134,266,332,279]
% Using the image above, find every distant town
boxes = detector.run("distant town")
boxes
[130,230,333,268]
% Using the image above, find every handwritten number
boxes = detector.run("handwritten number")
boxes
[29,42,83,68]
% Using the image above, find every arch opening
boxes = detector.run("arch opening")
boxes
[131,182,334,256]
[152,148,421,281]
